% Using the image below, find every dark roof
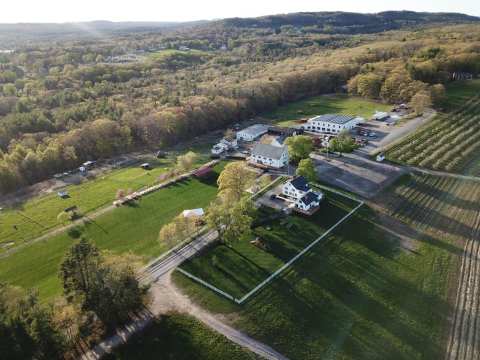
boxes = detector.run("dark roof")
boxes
[309,114,356,125]
[289,176,310,192]
[300,192,320,206]
[268,126,304,136]
[193,166,212,177]
[252,143,287,160]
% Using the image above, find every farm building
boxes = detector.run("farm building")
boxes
[211,138,238,155]
[182,208,205,218]
[372,111,390,121]
[249,143,289,169]
[282,176,323,212]
[302,114,363,134]
[236,124,269,141]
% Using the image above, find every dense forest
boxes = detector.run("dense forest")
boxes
[0,11,479,194]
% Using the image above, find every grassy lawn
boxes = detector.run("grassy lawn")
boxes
[106,314,257,360]
[180,192,358,299]
[0,154,209,251]
[174,201,459,359]
[264,94,392,127]
[0,163,224,301]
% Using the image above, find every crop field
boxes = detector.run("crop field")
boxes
[179,191,359,300]
[0,154,209,252]
[264,94,391,127]
[174,196,459,360]
[0,163,224,301]
[386,95,480,174]
[381,173,480,360]
[444,79,480,110]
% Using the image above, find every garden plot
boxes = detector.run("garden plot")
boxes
[177,187,362,303]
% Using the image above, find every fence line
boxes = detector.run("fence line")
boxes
[176,268,238,302]
[311,183,362,203]
[236,200,364,304]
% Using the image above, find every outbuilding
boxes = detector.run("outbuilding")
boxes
[236,124,270,142]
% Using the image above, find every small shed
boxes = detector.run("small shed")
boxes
[193,166,212,178]
[182,208,205,218]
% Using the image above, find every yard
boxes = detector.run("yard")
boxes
[0,163,224,301]
[174,178,463,359]
[179,191,359,300]
[0,153,209,252]
[264,94,392,127]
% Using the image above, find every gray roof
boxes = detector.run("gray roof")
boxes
[309,114,356,125]
[239,124,269,136]
[252,143,287,160]
[300,192,321,206]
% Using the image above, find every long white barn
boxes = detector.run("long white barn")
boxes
[303,114,363,134]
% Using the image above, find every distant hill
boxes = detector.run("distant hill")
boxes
[216,11,480,33]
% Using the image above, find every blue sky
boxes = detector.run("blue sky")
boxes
[1,0,479,23]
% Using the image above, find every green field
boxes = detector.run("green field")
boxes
[180,192,358,299]
[106,314,257,360]
[0,164,223,301]
[174,181,461,359]
[0,154,210,252]
[264,94,392,127]
[444,79,480,110]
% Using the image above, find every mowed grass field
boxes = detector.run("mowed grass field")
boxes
[0,154,209,251]
[0,163,224,301]
[174,179,464,359]
[444,79,480,110]
[264,94,392,127]
[106,314,257,360]
[180,192,359,299]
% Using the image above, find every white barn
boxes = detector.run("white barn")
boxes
[236,124,269,142]
[249,143,289,169]
[303,114,363,134]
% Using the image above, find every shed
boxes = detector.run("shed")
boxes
[182,208,205,218]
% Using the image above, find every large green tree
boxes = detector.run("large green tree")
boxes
[285,135,313,163]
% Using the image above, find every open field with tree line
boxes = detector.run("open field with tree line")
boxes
[0,152,209,251]
[0,162,225,301]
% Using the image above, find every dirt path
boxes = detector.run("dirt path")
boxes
[82,271,289,360]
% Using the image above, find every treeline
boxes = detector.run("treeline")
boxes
[0,63,353,194]
[347,43,480,104]
[0,238,147,359]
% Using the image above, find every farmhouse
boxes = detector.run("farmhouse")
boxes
[249,143,289,169]
[282,176,323,212]
[303,114,363,134]
[236,124,269,142]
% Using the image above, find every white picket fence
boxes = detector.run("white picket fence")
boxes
[178,184,364,305]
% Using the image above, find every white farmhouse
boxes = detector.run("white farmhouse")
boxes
[282,176,323,212]
[236,124,269,142]
[249,143,289,169]
[303,114,363,134]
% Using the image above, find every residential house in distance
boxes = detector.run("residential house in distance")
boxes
[282,176,323,213]
[303,114,363,134]
[249,143,289,169]
[236,124,270,142]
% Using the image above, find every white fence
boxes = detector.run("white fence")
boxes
[177,184,364,305]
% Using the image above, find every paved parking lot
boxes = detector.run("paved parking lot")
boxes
[311,152,406,199]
